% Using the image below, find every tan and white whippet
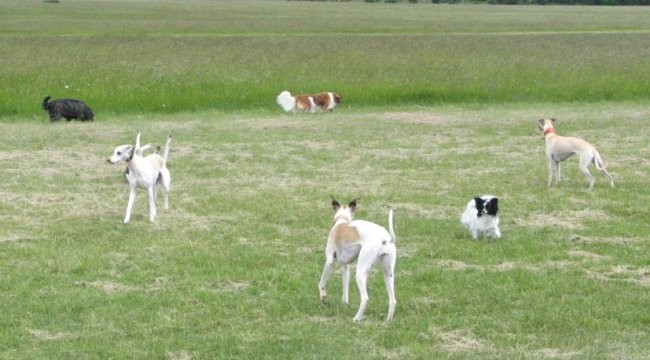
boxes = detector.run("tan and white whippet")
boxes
[318,197,397,322]
[108,133,172,223]
[538,118,614,190]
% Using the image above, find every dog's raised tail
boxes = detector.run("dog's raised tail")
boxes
[42,96,52,110]
[276,91,295,112]
[162,133,172,164]
[388,208,396,243]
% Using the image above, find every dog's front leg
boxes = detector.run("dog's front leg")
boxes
[124,187,137,224]
[341,264,350,305]
[147,187,157,222]
[547,159,555,187]
[318,257,335,304]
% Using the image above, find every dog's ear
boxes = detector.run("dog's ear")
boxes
[474,197,485,217]
[486,198,499,216]
[331,195,340,211]
[348,199,357,212]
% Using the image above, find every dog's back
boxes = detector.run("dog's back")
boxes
[43,96,94,121]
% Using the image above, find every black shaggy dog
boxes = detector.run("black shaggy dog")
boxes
[42,96,94,122]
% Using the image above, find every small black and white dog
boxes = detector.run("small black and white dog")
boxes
[461,195,501,240]
[42,96,94,122]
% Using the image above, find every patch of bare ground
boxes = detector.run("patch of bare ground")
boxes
[428,326,489,353]
[200,280,250,293]
[535,348,582,359]
[28,328,68,341]
[586,265,650,287]
[514,209,612,230]
[432,259,573,273]
[569,235,640,246]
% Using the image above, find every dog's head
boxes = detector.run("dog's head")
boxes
[333,93,342,104]
[474,196,498,217]
[107,144,134,164]
[537,118,556,132]
[331,195,356,223]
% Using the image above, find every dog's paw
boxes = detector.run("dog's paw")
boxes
[320,295,329,305]
[353,315,365,322]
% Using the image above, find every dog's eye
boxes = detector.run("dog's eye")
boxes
[117,152,121,155]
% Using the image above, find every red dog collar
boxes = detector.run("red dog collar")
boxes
[543,127,556,136]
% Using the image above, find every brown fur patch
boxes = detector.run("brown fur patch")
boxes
[331,223,360,249]
[294,92,340,111]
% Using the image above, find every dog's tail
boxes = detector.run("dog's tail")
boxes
[42,96,51,110]
[162,133,172,165]
[388,208,396,244]
[593,149,607,171]
[276,91,295,112]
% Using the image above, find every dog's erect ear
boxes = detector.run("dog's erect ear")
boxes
[486,198,499,216]
[348,199,357,212]
[474,197,485,217]
[331,195,340,211]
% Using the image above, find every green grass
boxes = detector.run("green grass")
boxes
[1,104,649,358]
[1,0,649,116]
[1,0,650,358]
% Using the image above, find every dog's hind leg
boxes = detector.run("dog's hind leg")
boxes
[579,155,596,190]
[353,268,370,322]
[353,249,376,322]
[147,187,157,221]
[381,251,397,321]
[341,264,351,305]
[159,168,171,210]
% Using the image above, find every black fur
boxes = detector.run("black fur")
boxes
[474,196,498,217]
[42,96,94,122]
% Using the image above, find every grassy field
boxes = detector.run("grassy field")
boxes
[1,0,649,115]
[1,1,650,359]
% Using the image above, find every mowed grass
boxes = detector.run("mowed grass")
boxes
[1,0,649,115]
[1,104,649,358]
[1,0,650,358]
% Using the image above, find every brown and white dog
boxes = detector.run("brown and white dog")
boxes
[318,197,397,322]
[276,91,342,113]
[538,118,614,190]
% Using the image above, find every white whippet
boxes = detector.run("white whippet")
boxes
[108,133,172,223]
[318,197,397,322]
[538,118,614,190]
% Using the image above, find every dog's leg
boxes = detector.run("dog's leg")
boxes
[600,168,614,188]
[124,187,137,224]
[381,250,397,321]
[579,155,596,190]
[556,161,562,184]
[547,158,554,187]
[353,249,377,322]
[341,264,350,305]
[318,255,335,304]
[160,168,171,210]
[147,187,157,221]
[353,266,371,322]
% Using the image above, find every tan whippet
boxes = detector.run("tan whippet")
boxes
[318,197,397,322]
[538,118,613,190]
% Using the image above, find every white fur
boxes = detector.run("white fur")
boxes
[276,91,296,112]
[108,133,172,224]
[461,195,501,240]
[318,198,397,322]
